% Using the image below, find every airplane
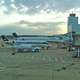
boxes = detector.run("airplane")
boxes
[1,35,52,49]
[62,36,73,42]
[1,35,14,45]
[12,32,49,40]
[49,37,60,40]
[48,37,64,43]
[12,32,64,43]
[47,39,64,43]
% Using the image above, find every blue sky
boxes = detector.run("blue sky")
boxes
[0,0,80,35]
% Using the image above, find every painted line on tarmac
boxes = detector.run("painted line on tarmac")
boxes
[11,55,15,57]
[26,56,29,59]
[49,57,51,61]
[16,55,19,58]
[0,66,38,71]
[7,54,11,57]
[0,62,5,69]
[43,57,45,60]
[43,63,51,65]
[3,54,6,57]
[64,58,67,61]
[3,54,8,57]
[61,58,64,62]
[61,58,68,62]
[21,55,24,58]
[31,56,34,59]
[55,58,58,61]
[0,69,15,71]
[37,57,39,60]
[0,67,5,69]
[29,66,37,68]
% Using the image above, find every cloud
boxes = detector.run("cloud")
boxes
[0,20,67,35]
[0,8,68,26]
[0,0,78,24]
[1,0,79,15]
[11,0,15,2]
[0,0,5,5]
[0,0,80,35]
[19,4,29,14]
[10,4,17,9]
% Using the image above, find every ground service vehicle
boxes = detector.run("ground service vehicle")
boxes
[13,44,40,52]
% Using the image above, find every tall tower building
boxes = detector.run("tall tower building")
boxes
[67,13,78,33]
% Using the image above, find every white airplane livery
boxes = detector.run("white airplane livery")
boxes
[1,35,14,44]
[12,32,49,40]
[12,32,64,43]
[1,35,52,49]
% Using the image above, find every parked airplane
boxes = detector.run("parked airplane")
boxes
[1,35,14,45]
[12,32,64,43]
[48,37,64,43]
[62,36,73,42]
[1,35,52,49]
[12,32,49,40]
[47,39,64,43]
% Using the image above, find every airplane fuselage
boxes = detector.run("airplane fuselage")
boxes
[3,40,52,48]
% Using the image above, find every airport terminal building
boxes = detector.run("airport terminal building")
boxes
[59,13,80,41]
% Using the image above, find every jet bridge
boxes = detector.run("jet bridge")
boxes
[73,33,80,57]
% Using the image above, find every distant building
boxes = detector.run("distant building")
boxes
[67,13,80,34]
[60,13,80,41]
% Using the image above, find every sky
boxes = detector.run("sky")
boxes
[0,0,80,36]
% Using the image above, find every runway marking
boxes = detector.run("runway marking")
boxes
[0,62,5,69]
[43,63,51,65]
[61,58,67,62]
[64,58,67,61]
[16,55,19,58]
[31,56,34,59]
[61,58,64,62]
[43,57,45,60]
[0,66,38,71]
[21,55,24,58]
[0,52,69,62]
[26,56,29,59]
[49,57,51,61]
[11,55,15,57]
[3,54,6,57]
[0,69,15,71]
[37,57,39,60]
[7,54,11,57]
[55,58,58,61]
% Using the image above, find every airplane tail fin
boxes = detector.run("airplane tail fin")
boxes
[12,32,19,39]
[1,35,9,41]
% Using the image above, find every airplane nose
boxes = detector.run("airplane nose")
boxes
[48,44,52,46]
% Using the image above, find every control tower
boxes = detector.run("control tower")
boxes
[67,13,78,33]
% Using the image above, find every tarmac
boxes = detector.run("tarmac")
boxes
[0,40,80,80]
